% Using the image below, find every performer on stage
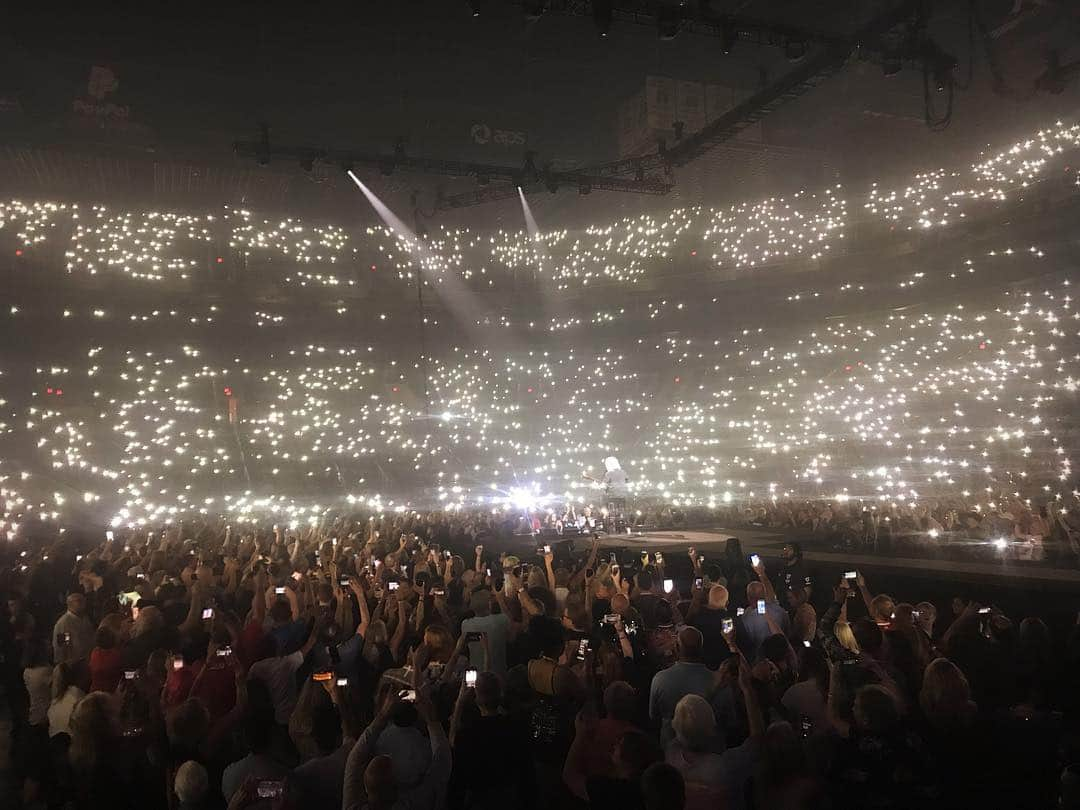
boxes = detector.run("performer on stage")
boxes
[584,456,629,523]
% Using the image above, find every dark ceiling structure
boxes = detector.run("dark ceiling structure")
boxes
[1,1,1078,226]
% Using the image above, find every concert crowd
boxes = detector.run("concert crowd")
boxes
[2,510,1079,810]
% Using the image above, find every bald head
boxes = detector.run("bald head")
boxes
[707,585,728,610]
[746,581,765,603]
[66,593,85,616]
[677,627,703,661]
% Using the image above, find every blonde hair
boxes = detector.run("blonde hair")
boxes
[834,620,860,655]
[672,694,716,751]
[69,692,113,774]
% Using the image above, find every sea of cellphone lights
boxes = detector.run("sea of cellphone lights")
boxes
[1,121,1080,533]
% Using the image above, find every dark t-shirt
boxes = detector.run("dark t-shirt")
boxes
[586,775,644,810]
[780,561,812,600]
[689,607,733,670]
[453,714,532,792]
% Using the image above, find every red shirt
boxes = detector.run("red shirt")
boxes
[237,618,270,668]
[89,647,124,693]
[192,663,237,719]
[162,659,202,708]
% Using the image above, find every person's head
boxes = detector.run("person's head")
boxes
[611,592,631,615]
[651,599,674,628]
[174,760,209,806]
[530,584,559,615]
[915,601,937,636]
[641,762,685,810]
[363,755,398,808]
[852,618,883,655]
[759,633,796,673]
[780,542,802,564]
[422,625,454,662]
[241,707,275,755]
[529,615,566,660]
[51,661,78,700]
[707,585,729,610]
[637,569,655,593]
[671,694,717,752]
[562,598,589,632]
[833,620,860,655]
[869,594,895,626]
[167,698,211,751]
[131,605,163,639]
[468,588,492,617]
[613,730,662,779]
[1019,616,1051,651]
[746,581,765,604]
[723,537,744,561]
[94,624,118,651]
[311,698,342,755]
[920,658,976,729]
[676,627,703,662]
[891,602,916,628]
[475,671,502,713]
[269,599,293,627]
[69,692,115,773]
[603,680,637,723]
[798,645,829,689]
[853,684,900,736]
[66,592,86,616]
[759,721,805,787]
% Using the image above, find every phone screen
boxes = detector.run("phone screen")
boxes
[663,578,674,592]
[465,669,478,686]
[722,618,734,633]
[694,577,703,589]
[750,554,760,566]
[275,586,286,595]
[388,581,399,591]
[844,571,857,580]
[202,608,214,619]
[757,599,766,615]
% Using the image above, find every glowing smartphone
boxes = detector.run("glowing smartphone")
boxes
[722,618,734,633]
[757,599,766,615]
[750,554,761,567]
[202,608,214,620]
[663,578,674,592]
[465,669,478,687]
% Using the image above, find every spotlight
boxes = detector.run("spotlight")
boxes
[340,159,354,174]
[657,6,681,40]
[785,39,807,62]
[467,0,481,17]
[593,0,613,36]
